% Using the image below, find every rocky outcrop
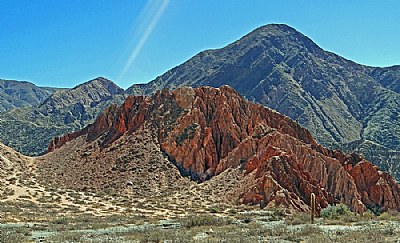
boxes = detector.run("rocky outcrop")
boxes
[48,128,88,153]
[48,86,400,213]
[331,151,400,211]
[127,24,400,182]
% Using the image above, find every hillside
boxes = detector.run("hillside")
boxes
[47,86,400,213]
[0,142,30,196]
[0,77,126,155]
[0,79,61,112]
[127,24,400,180]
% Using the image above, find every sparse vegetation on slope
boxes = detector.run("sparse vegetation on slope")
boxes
[1,133,400,242]
[0,77,126,155]
[0,79,61,112]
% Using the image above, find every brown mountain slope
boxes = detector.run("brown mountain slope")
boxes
[46,86,400,213]
[0,143,29,196]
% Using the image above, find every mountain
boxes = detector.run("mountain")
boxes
[47,86,400,213]
[0,79,61,112]
[126,24,400,180]
[0,77,126,155]
[371,65,400,93]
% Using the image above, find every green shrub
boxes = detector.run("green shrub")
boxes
[367,204,384,216]
[227,208,237,214]
[321,204,351,219]
[52,216,68,225]
[181,215,232,228]
[271,207,287,217]
[208,207,221,213]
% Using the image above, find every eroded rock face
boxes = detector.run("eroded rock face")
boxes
[331,152,400,211]
[48,86,400,213]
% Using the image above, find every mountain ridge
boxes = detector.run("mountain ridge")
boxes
[0,79,62,112]
[126,23,400,180]
[0,77,126,155]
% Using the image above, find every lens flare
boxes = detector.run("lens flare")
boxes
[119,0,169,81]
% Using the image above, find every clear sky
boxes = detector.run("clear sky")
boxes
[1,0,399,89]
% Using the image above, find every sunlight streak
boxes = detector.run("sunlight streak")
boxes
[119,0,169,81]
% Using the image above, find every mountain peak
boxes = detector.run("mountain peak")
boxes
[74,77,122,91]
[234,23,321,55]
[254,23,299,35]
[40,77,124,111]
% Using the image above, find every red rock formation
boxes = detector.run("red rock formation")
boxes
[48,128,88,152]
[330,151,400,211]
[48,86,400,212]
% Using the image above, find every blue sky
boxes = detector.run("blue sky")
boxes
[1,0,399,89]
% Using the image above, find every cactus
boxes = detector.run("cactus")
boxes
[311,192,316,224]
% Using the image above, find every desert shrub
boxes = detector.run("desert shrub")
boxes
[284,224,323,242]
[360,210,375,220]
[367,204,384,216]
[377,210,400,221]
[285,212,311,225]
[321,204,351,220]
[271,207,287,217]
[52,216,68,225]
[0,228,30,242]
[227,208,237,215]
[47,232,86,242]
[208,207,221,213]
[181,215,232,228]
